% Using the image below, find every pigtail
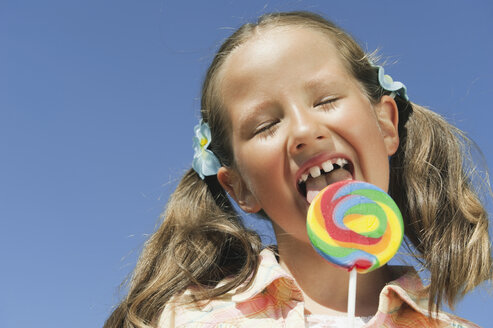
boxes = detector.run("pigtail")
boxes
[105,17,267,328]
[389,103,493,314]
[104,169,261,328]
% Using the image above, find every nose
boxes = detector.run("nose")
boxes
[287,105,327,155]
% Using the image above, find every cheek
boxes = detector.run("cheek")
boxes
[234,132,284,170]
[234,139,288,200]
[333,105,384,148]
[333,105,391,189]
[241,153,282,191]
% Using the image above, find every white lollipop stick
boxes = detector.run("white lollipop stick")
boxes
[347,268,357,328]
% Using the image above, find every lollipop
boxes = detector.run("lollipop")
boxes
[306,180,404,273]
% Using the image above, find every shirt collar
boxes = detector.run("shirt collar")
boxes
[231,248,302,302]
[377,267,455,322]
[379,266,429,311]
[231,248,429,313]
[222,248,473,325]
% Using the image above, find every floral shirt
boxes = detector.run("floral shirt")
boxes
[158,249,478,327]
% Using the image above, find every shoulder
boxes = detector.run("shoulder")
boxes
[366,266,480,328]
[157,248,305,328]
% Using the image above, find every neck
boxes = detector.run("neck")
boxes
[273,224,393,317]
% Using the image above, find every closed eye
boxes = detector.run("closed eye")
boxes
[315,98,338,111]
[254,120,279,138]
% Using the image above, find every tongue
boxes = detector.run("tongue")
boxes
[305,168,353,204]
[306,175,328,204]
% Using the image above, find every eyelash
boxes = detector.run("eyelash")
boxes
[254,121,279,137]
[315,97,338,111]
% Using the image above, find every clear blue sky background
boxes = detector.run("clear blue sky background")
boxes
[2,1,492,327]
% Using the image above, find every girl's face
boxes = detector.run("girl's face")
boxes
[217,26,399,242]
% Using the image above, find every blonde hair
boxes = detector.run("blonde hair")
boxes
[105,11,492,327]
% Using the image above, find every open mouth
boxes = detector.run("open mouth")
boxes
[297,157,354,204]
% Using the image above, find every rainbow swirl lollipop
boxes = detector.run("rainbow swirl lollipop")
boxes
[306,180,404,273]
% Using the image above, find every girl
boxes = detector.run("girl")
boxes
[105,11,492,327]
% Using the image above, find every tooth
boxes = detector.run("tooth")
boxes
[341,158,348,165]
[301,173,309,182]
[309,166,321,178]
[321,161,334,173]
[336,158,344,167]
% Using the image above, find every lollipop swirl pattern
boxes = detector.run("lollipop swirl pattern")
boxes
[307,180,404,273]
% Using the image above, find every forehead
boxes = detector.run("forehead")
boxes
[217,26,353,108]
[221,25,344,78]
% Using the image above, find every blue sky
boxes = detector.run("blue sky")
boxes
[1,1,492,327]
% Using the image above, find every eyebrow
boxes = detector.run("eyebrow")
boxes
[236,77,342,119]
[303,76,342,91]
[236,99,274,124]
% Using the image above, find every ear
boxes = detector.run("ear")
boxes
[375,95,400,156]
[217,166,261,213]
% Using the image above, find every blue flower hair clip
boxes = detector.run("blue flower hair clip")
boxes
[375,65,409,102]
[192,120,221,179]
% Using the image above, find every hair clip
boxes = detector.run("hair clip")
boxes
[375,66,409,101]
[192,120,221,179]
